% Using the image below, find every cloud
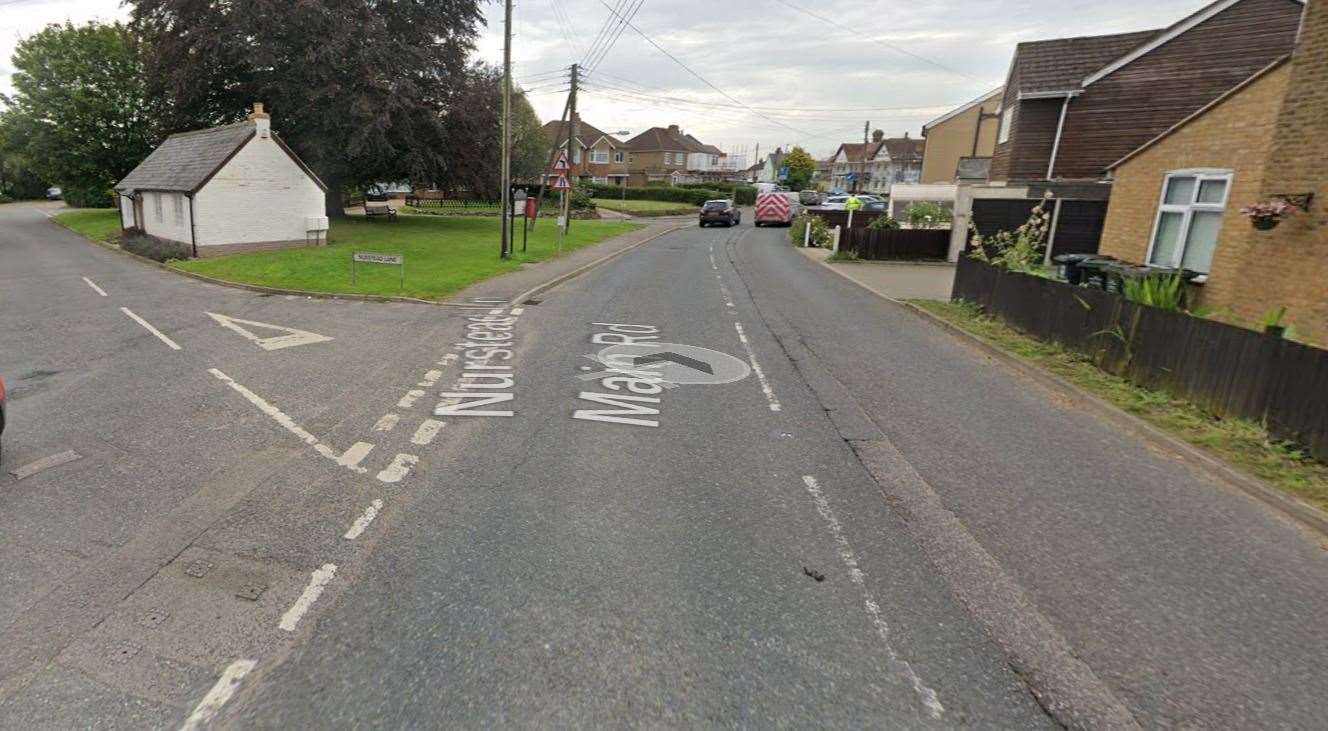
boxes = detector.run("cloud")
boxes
[3,0,1196,160]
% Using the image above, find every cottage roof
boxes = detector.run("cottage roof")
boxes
[116,123,256,193]
[1010,29,1160,95]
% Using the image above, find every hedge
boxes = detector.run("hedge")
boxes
[585,183,757,206]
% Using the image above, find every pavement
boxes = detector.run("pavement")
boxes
[798,246,956,300]
[0,204,1325,729]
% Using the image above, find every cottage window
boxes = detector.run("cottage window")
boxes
[173,194,184,226]
[997,105,1012,144]
[1146,170,1231,274]
[153,193,163,223]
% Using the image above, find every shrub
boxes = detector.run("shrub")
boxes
[62,184,114,208]
[827,248,860,262]
[969,194,1052,274]
[868,215,900,231]
[1123,273,1184,311]
[569,183,596,211]
[789,212,831,247]
[904,201,952,229]
[121,233,189,262]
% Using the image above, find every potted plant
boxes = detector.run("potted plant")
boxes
[1262,306,1289,338]
[1240,199,1297,230]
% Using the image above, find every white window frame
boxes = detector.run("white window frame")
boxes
[173,194,184,226]
[592,176,609,184]
[1144,168,1232,272]
[613,150,625,163]
[997,105,1013,144]
[590,150,609,164]
[571,147,581,163]
[153,193,163,222]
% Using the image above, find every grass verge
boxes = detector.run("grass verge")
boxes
[910,299,1328,513]
[53,208,121,243]
[592,198,695,216]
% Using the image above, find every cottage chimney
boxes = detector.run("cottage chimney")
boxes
[667,124,680,134]
[247,101,271,138]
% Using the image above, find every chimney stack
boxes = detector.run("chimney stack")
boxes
[667,124,680,134]
[247,101,271,137]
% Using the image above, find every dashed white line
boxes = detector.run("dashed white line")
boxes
[373,414,400,432]
[410,419,446,446]
[418,370,444,387]
[344,499,384,540]
[398,390,426,408]
[510,307,525,316]
[279,563,337,632]
[800,476,944,719]
[121,308,181,350]
[376,453,419,483]
[733,322,781,412]
[334,442,375,470]
[82,276,108,296]
[488,308,507,315]
[179,659,256,731]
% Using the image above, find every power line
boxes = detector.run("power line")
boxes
[580,0,630,71]
[771,0,981,83]
[581,79,950,123]
[547,0,584,61]
[588,0,818,139]
[584,0,645,75]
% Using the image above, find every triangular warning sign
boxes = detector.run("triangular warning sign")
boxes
[206,312,334,351]
[552,151,569,171]
[552,174,571,191]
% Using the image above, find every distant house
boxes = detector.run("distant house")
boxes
[623,124,722,186]
[865,135,925,195]
[920,87,1003,184]
[1098,0,1326,343]
[542,114,630,187]
[952,0,1303,261]
[828,143,872,192]
[759,148,788,184]
[115,103,327,258]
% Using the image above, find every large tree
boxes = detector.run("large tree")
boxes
[437,64,546,197]
[3,22,155,207]
[782,146,817,191]
[130,0,484,215]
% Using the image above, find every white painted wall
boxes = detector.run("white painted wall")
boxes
[137,190,194,246]
[193,132,324,248]
[118,194,135,229]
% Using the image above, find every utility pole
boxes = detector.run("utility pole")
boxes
[863,120,869,144]
[499,0,513,258]
[561,63,580,241]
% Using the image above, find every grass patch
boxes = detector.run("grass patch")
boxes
[910,298,1328,513]
[174,216,640,300]
[592,198,696,216]
[53,208,121,243]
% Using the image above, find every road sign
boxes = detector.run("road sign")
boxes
[551,174,571,191]
[552,151,569,171]
[846,172,858,182]
[778,166,789,180]
[350,250,405,289]
[206,312,334,351]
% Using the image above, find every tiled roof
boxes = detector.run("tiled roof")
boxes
[116,123,255,193]
[624,126,697,152]
[1012,29,1160,94]
[834,142,875,162]
[880,137,924,162]
[542,118,622,149]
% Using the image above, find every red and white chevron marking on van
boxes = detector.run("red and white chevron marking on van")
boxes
[755,192,793,226]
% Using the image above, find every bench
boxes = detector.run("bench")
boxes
[364,202,398,221]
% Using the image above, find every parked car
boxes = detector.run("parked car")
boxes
[1,373,7,461]
[45,187,62,200]
[798,190,823,206]
[699,199,741,227]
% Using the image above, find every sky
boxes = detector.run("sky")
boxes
[3,0,1203,160]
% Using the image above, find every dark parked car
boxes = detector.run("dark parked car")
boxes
[699,199,741,227]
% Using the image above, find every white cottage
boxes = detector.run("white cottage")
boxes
[115,103,327,257]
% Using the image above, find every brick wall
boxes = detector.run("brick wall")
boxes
[1097,62,1295,332]
[1256,0,1327,342]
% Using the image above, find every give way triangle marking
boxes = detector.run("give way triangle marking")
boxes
[206,312,334,351]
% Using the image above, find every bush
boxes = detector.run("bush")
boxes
[789,212,831,247]
[868,215,900,231]
[570,183,596,211]
[904,201,953,229]
[121,233,189,262]
[62,184,114,208]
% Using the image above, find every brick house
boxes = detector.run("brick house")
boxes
[542,114,630,187]
[115,103,327,258]
[955,0,1303,262]
[1099,0,1325,343]
[623,125,700,187]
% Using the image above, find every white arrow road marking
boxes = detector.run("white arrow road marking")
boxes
[206,312,334,351]
[180,659,256,731]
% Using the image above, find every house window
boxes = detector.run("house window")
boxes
[173,194,184,226]
[592,176,608,184]
[614,151,624,163]
[572,147,581,163]
[153,193,163,223]
[997,105,1012,144]
[590,151,608,164]
[1146,170,1231,274]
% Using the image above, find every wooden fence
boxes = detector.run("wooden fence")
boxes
[952,257,1328,460]
[842,227,950,260]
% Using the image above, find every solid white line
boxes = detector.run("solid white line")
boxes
[279,563,337,632]
[398,390,426,408]
[209,369,319,446]
[82,277,108,296]
[410,419,445,446]
[800,476,944,719]
[344,499,384,540]
[179,659,256,731]
[121,308,181,350]
[734,322,781,412]
[372,414,400,432]
[376,453,419,483]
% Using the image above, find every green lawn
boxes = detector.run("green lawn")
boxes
[174,216,640,300]
[54,208,121,243]
[592,198,696,216]
[910,299,1328,513]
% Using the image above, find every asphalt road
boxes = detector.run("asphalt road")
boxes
[1,203,1326,729]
